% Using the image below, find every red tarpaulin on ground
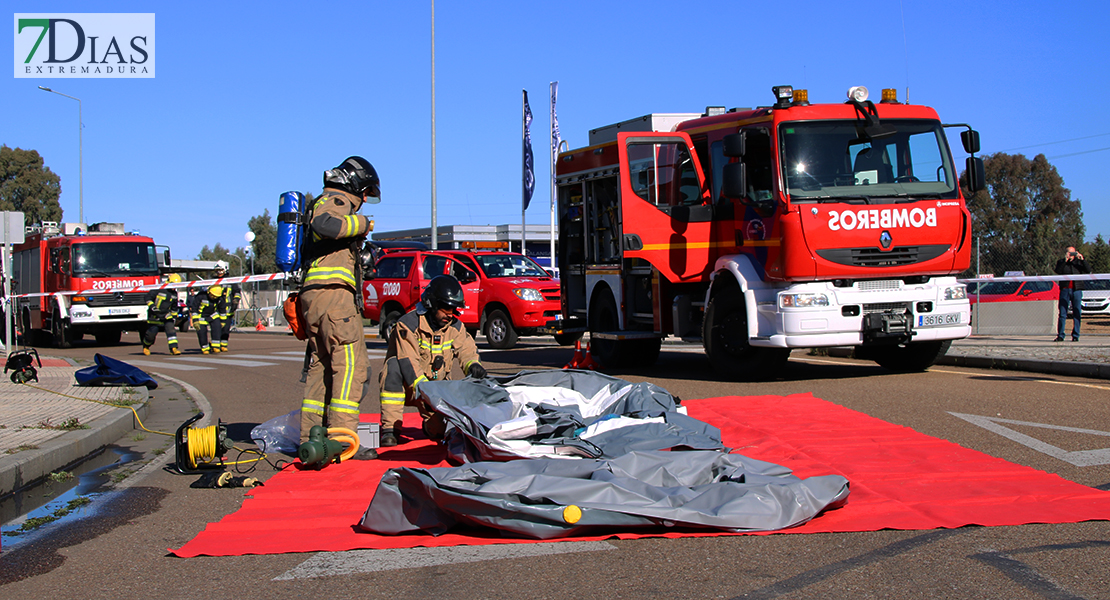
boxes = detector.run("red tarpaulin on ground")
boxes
[171,393,1110,557]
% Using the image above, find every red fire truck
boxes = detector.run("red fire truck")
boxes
[554,85,984,379]
[12,222,169,347]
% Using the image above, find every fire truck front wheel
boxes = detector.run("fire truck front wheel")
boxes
[865,340,952,373]
[51,311,74,349]
[703,285,789,381]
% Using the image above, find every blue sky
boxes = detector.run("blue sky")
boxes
[5,1,1110,261]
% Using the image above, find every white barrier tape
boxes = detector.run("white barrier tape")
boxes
[958,273,1110,284]
[8,271,291,299]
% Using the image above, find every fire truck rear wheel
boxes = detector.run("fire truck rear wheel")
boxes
[484,309,518,349]
[871,340,951,373]
[703,285,788,381]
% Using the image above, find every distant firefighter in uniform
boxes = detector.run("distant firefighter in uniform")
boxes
[297,156,379,460]
[378,274,486,447]
[212,260,241,352]
[193,285,225,355]
[143,273,183,355]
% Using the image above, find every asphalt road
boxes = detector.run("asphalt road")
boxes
[1,331,1108,599]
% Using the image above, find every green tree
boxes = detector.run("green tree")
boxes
[1083,234,1110,274]
[0,145,64,226]
[961,152,1084,276]
[196,244,247,275]
[247,209,277,274]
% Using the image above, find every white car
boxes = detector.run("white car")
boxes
[1080,280,1110,315]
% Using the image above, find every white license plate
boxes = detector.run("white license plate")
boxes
[108,308,133,315]
[918,312,960,327]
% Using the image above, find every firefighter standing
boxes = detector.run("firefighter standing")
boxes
[193,285,225,354]
[378,275,486,447]
[212,260,241,352]
[143,273,183,355]
[297,156,378,460]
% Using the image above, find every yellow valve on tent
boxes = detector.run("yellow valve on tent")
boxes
[563,504,582,524]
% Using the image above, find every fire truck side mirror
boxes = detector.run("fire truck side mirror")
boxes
[721,162,746,199]
[961,129,980,154]
[722,133,745,158]
[965,157,986,194]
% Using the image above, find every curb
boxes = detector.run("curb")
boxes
[0,396,150,498]
[826,347,1110,380]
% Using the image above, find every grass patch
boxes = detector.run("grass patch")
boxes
[8,497,92,535]
[131,433,147,442]
[4,443,40,454]
[32,417,90,431]
[48,471,74,483]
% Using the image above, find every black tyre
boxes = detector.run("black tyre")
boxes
[484,309,518,349]
[702,283,789,381]
[379,310,402,340]
[51,307,72,349]
[588,289,640,368]
[553,331,583,346]
[95,330,122,345]
[872,340,951,373]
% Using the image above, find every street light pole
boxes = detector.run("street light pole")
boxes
[38,86,83,225]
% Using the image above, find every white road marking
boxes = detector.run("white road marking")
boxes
[227,354,308,362]
[949,412,1110,467]
[171,356,277,367]
[126,360,213,371]
[274,541,616,580]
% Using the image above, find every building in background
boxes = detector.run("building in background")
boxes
[372,224,559,269]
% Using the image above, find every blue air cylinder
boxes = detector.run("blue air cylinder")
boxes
[276,191,306,273]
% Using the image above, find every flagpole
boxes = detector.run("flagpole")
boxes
[522,90,527,254]
[549,82,557,275]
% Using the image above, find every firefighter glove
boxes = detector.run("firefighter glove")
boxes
[467,363,487,379]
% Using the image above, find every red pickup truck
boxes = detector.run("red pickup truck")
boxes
[363,249,571,349]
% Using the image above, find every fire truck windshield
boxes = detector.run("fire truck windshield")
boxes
[779,120,957,204]
[71,242,160,277]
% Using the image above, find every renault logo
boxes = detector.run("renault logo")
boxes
[879,230,893,249]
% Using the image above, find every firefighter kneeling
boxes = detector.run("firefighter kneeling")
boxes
[379,275,486,447]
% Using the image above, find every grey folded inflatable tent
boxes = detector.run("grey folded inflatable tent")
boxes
[359,370,850,539]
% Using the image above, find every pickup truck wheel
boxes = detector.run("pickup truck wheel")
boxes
[553,331,583,346]
[379,310,402,340]
[702,284,788,381]
[484,309,518,349]
[95,330,122,345]
[871,340,951,372]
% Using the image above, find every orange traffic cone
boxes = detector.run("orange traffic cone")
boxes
[255,320,266,331]
[579,341,600,371]
[563,340,584,369]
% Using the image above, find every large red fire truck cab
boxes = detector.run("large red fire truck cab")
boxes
[554,85,984,379]
[13,222,169,347]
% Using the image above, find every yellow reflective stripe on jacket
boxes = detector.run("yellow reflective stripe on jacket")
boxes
[414,374,429,387]
[304,265,356,286]
[418,338,453,353]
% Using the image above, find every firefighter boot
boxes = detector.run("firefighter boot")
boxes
[171,348,181,355]
[142,347,151,356]
[380,429,399,447]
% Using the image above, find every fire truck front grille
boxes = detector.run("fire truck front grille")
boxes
[540,287,560,302]
[82,293,148,307]
[816,244,949,267]
[857,280,903,291]
[862,302,910,314]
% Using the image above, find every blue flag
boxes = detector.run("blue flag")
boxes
[523,90,535,210]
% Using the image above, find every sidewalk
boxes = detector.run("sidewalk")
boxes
[0,358,149,498]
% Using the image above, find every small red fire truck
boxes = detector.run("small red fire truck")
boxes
[12,222,169,347]
[554,85,984,379]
